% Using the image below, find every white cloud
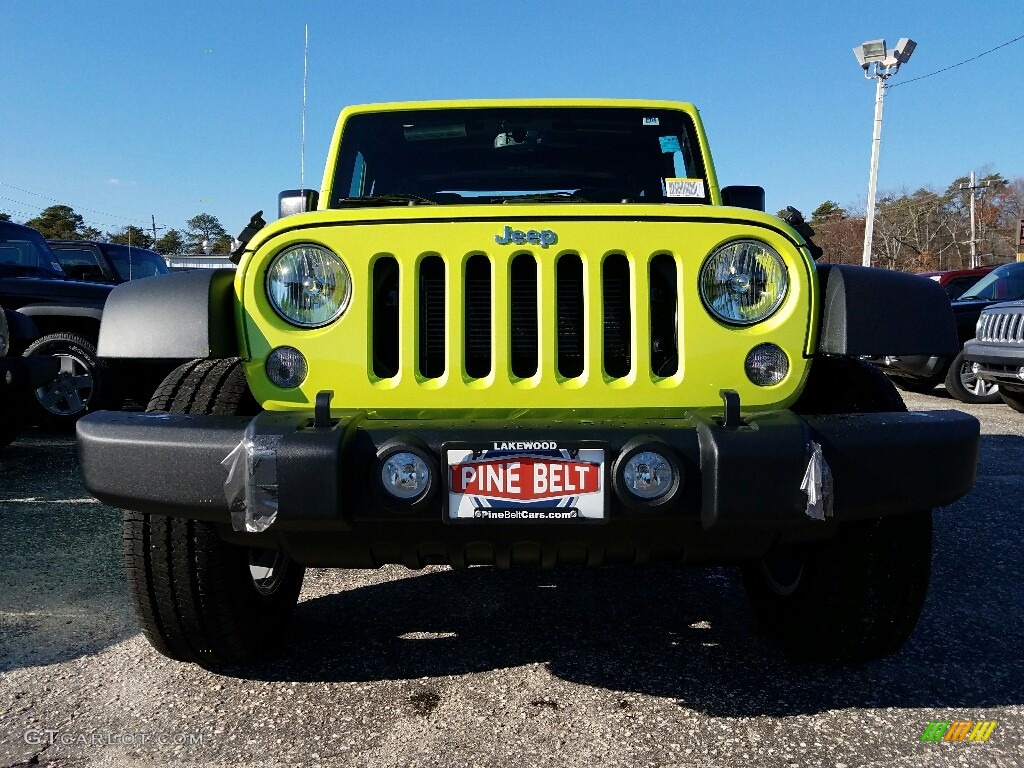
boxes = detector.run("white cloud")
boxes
[107,178,138,187]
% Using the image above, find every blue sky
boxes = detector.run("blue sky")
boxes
[1,0,1021,239]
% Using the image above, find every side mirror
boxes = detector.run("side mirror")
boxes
[278,189,319,218]
[721,185,765,212]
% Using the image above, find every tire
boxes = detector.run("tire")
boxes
[23,333,119,428]
[999,386,1024,414]
[943,349,1001,404]
[792,355,907,415]
[743,355,932,663]
[742,511,932,663]
[124,358,304,666]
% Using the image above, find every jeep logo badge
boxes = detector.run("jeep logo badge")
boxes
[494,225,558,249]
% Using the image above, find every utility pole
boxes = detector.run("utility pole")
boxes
[151,214,165,248]
[959,172,992,269]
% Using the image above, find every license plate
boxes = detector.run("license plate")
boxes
[445,442,605,522]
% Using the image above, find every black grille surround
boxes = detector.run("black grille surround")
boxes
[375,249,681,383]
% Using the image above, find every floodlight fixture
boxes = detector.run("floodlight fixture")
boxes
[853,39,888,69]
[893,38,917,64]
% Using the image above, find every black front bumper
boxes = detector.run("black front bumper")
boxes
[963,339,1024,385]
[77,407,980,568]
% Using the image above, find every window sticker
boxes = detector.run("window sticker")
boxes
[642,117,660,126]
[658,135,682,153]
[664,178,706,198]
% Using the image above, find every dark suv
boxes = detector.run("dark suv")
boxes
[963,299,1024,412]
[877,262,1024,403]
[0,221,120,426]
[48,240,169,284]
[0,304,59,446]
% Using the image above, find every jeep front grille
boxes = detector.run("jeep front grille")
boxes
[370,250,680,385]
[977,310,1024,344]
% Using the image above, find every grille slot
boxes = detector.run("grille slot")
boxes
[464,254,492,378]
[510,253,539,378]
[371,256,400,378]
[418,255,446,379]
[386,249,686,388]
[649,253,678,377]
[980,311,1024,343]
[602,253,631,378]
[557,254,585,378]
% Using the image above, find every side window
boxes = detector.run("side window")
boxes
[676,132,699,178]
[52,247,106,280]
[943,278,971,300]
[52,247,101,269]
[349,152,367,197]
[658,131,706,202]
[669,143,688,178]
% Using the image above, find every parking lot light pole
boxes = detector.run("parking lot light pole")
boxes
[854,37,917,268]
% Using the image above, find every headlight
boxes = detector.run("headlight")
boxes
[266,244,352,327]
[698,240,788,325]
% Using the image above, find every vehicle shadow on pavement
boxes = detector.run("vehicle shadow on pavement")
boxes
[231,456,1023,716]
[0,436,136,672]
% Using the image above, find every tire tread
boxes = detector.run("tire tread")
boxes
[124,358,302,666]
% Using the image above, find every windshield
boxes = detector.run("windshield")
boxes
[0,222,66,278]
[957,263,1024,303]
[100,244,170,281]
[330,106,708,206]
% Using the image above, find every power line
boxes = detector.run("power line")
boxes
[0,194,143,233]
[889,33,1024,88]
[0,181,151,224]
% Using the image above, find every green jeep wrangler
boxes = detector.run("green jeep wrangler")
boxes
[79,99,979,667]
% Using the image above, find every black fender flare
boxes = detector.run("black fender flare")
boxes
[97,269,238,360]
[16,304,104,323]
[3,307,43,349]
[815,264,958,357]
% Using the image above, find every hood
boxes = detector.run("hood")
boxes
[0,274,114,305]
[240,203,808,261]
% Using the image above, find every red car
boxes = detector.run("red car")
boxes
[919,266,997,301]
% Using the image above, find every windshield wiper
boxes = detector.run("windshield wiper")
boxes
[501,192,578,204]
[334,194,437,208]
[0,263,63,278]
[957,294,987,302]
[501,189,640,204]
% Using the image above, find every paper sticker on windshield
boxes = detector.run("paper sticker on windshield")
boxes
[659,135,681,153]
[664,178,705,198]
[642,117,660,126]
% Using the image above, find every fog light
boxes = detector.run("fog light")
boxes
[381,451,431,500]
[745,343,789,386]
[613,439,683,512]
[623,451,673,500]
[266,346,307,388]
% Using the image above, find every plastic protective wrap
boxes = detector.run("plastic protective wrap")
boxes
[221,421,282,532]
[799,440,834,521]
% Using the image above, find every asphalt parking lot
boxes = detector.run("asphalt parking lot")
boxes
[1,390,1021,768]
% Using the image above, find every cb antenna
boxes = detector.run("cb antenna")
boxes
[301,23,308,190]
